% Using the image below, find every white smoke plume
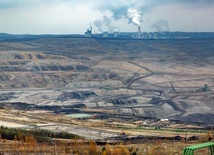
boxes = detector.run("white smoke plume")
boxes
[93,15,119,33]
[95,0,214,22]
[93,8,143,32]
[151,19,170,32]
[93,0,213,32]
[93,1,143,32]
[127,9,143,27]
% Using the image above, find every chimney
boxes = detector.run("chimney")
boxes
[138,26,141,39]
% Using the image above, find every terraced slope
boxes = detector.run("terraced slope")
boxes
[0,38,213,124]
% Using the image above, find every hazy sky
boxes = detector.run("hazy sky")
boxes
[0,0,214,34]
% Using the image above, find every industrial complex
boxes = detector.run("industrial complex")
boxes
[84,25,214,40]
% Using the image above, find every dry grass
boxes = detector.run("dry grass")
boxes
[1,138,212,155]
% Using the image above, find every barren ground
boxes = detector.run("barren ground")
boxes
[0,38,213,141]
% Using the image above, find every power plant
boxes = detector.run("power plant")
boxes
[84,26,171,39]
[84,22,171,39]
[85,11,170,40]
[87,7,173,40]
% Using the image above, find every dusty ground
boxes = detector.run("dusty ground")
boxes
[0,108,211,142]
[0,38,213,141]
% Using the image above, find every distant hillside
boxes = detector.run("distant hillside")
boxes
[0,32,214,42]
[0,33,83,42]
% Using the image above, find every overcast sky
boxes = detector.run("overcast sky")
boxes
[0,0,214,34]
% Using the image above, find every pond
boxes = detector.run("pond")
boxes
[66,113,93,118]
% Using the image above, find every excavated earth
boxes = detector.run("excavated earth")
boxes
[0,38,213,127]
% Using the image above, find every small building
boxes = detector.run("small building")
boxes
[85,29,92,37]
[160,118,169,122]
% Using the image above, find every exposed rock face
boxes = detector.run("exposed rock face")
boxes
[0,38,214,124]
[57,91,97,101]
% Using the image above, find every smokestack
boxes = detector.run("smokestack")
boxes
[138,26,141,39]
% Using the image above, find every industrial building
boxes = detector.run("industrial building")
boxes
[84,24,92,37]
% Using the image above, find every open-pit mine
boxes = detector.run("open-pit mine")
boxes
[0,37,213,143]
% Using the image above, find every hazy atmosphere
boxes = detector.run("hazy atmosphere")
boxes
[0,0,214,34]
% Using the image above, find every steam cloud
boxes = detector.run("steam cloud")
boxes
[93,15,119,33]
[94,3,143,32]
[93,0,212,32]
[151,19,170,32]
[127,8,143,27]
